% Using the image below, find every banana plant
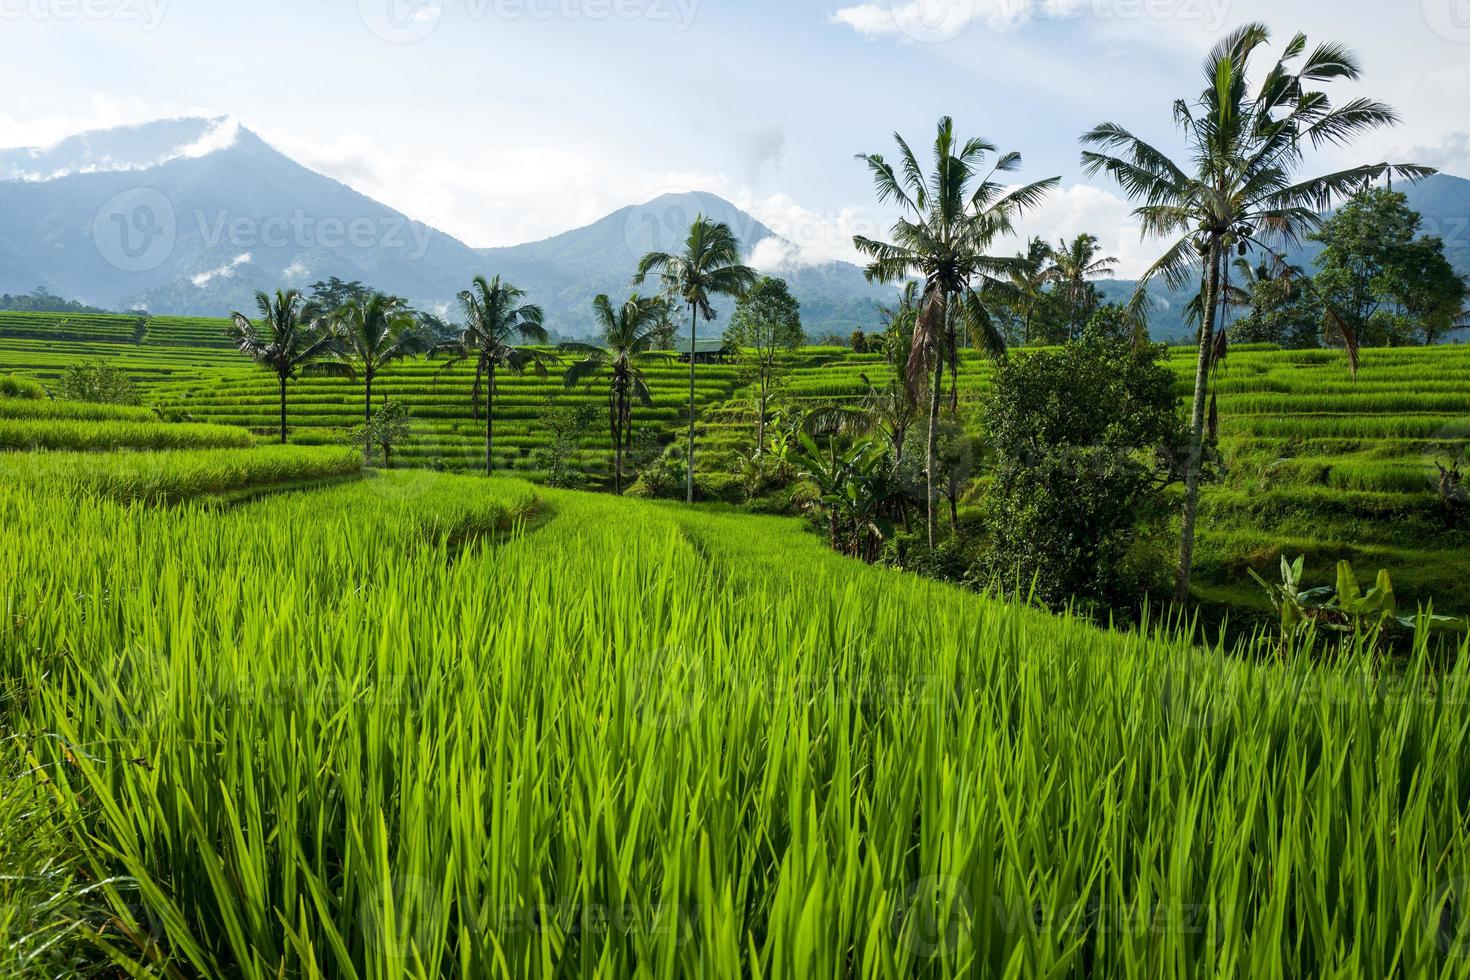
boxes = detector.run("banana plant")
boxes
[794,433,895,561]
[1250,556,1455,642]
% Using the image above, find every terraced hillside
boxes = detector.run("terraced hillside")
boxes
[696,344,1470,616]
[1,311,1467,616]
[0,310,236,347]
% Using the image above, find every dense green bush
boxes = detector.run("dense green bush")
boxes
[980,336,1187,606]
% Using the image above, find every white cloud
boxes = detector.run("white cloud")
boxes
[178,117,240,159]
[282,258,311,283]
[735,192,884,267]
[0,95,213,151]
[1009,183,1164,279]
[1398,131,1470,181]
[831,0,1088,39]
[192,253,252,287]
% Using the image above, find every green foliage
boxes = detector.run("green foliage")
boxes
[794,433,895,561]
[0,373,45,399]
[1312,189,1469,346]
[1226,260,1324,348]
[3,472,1470,977]
[981,336,1186,605]
[1249,556,1456,642]
[307,275,373,312]
[53,358,141,405]
[350,399,413,468]
[529,401,598,488]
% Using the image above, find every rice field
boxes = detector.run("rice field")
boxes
[0,318,1467,614]
[4,456,1470,977]
[3,317,1470,975]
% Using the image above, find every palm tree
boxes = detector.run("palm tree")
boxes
[331,293,423,456]
[1081,23,1431,602]
[854,116,1058,547]
[1049,233,1118,339]
[1006,237,1055,344]
[561,293,667,494]
[432,275,552,476]
[634,217,757,504]
[228,289,352,444]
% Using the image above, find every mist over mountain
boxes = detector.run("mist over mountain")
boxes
[1,117,1467,342]
[0,119,897,337]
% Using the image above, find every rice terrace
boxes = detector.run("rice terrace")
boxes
[4,5,1470,979]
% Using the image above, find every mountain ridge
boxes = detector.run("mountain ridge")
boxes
[2,117,1468,341]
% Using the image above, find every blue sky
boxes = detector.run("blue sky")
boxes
[2,0,1467,275]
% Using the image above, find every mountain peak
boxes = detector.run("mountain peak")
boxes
[0,116,248,182]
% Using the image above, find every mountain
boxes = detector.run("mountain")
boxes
[0,119,896,337]
[1110,173,1470,342]
[478,191,895,336]
[0,118,482,320]
[4,117,1465,341]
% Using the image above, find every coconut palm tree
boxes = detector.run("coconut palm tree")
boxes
[1081,23,1431,601]
[1006,237,1056,344]
[1049,233,1118,339]
[228,289,352,444]
[431,275,552,476]
[853,116,1058,547]
[634,217,757,504]
[331,292,424,439]
[561,293,668,494]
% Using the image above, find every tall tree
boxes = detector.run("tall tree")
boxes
[1312,188,1468,345]
[854,116,1058,547]
[561,293,667,494]
[634,217,757,503]
[1081,23,1429,601]
[331,292,424,432]
[307,276,372,312]
[1224,257,1324,349]
[1049,233,1118,339]
[228,289,352,444]
[725,276,805,455]
[1004,237,1057,345]
[432,275,552,476]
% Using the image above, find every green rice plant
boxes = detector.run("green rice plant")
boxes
[0,396,157,422]
[0,374,44,399]
[0,418,255,452]
[0,445,362,502]
[2,474,1469,977]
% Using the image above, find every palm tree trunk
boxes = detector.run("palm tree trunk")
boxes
[612,382,625,495]
[364,368,374,459]
[278,373,288,445]
[1176,239,1224,603]
[485,365,495,477]
[686,303,697,505]
[756,384,767,458]
[926,355,943,549]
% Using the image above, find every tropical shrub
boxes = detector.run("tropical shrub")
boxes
[980,336,1186,606]
[53,359,141,405]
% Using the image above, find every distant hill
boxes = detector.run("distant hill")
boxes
[1105,173,1470,342]
[1,117,1465,341]
[0,119,897,337]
